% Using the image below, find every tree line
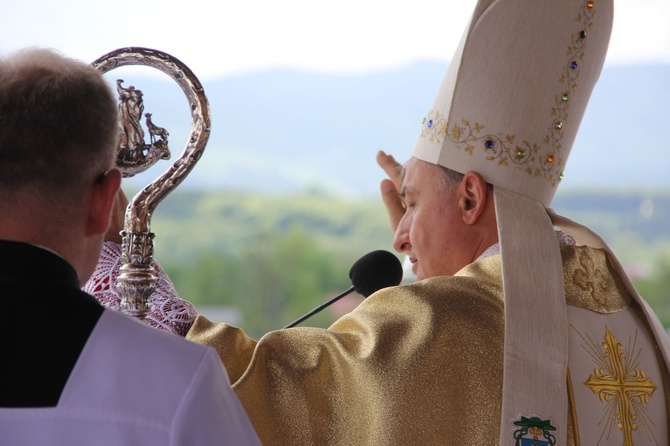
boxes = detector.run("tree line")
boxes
[144,189,670,337]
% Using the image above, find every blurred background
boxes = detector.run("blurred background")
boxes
[3,0,669,337]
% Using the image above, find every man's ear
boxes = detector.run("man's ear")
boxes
[85,168,122,237]
[458,171,489,225]
[104,188,129,243]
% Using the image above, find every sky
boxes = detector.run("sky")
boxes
[2,0,669,79]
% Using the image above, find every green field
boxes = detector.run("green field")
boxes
[141,189,670,337]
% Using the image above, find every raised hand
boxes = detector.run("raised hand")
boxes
[376,150,405,232]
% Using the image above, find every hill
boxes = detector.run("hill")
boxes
[115,61,670,196]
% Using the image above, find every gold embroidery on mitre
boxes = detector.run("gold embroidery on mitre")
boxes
[420,110,449,144]
[581,326,658,446]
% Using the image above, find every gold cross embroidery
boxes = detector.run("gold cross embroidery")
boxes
[584,327,657,446]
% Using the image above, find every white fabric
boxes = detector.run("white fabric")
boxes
[0,310,261,446]
[84,241,196,336]
[413,0,613,207]
[475,229,576,261]
[495,188,568,445]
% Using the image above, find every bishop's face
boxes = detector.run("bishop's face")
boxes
[393,158,472,280]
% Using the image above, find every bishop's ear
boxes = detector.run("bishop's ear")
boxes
[459,171,489,225]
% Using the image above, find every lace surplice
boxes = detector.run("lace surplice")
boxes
[83,241,196,336]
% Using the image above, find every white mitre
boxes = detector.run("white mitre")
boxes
[412,0,616,444]
[414,0,611,203]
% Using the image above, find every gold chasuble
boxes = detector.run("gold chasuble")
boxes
[187,246,670,445]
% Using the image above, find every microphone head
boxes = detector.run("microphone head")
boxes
[349,250,403,297]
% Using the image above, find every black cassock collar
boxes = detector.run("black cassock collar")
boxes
[0,240,103,407]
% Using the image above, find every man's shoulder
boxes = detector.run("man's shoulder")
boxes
[96,309,212,367]
[560,244,632,312]
[365,270,505,331]
[76,309,218,394]
[58,309,223,421]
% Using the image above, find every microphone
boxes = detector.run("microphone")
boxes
[284,250,403,328]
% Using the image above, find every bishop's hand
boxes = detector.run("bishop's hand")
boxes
[376,150,405,232]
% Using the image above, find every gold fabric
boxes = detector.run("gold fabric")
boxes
[187,246,668,445]
[561,246,631,313]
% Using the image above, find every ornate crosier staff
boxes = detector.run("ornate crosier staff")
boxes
[92,47,211,319]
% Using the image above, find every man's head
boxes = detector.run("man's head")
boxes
[400,0,612,283]
[0,48,121,283]
[393,157,497,280]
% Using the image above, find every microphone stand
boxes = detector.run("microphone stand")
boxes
[284,286,355,328]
